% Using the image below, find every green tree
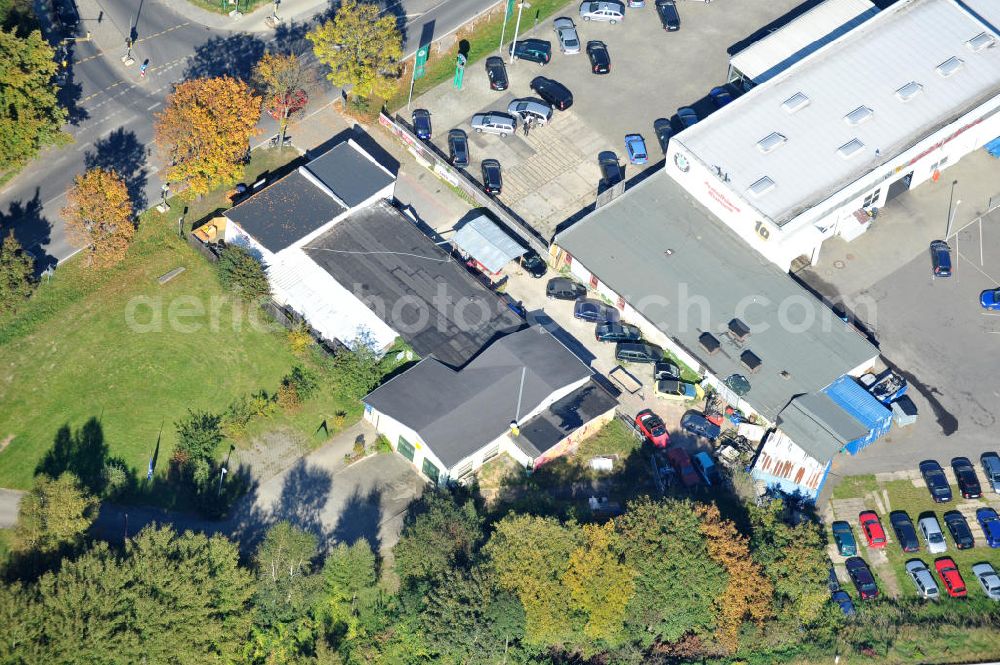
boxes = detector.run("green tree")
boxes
[563,521,636,645]
[216,243,270,301]
[253,522,322,628]
[0,230,34,314]
[329,333,392,399]
[317,540,379,647]
[174,409,224,464]
[307,0,403,100]
[12,472,98,556]
[394,491,483,589]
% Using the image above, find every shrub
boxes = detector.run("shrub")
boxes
[277,383,301,410]
[216,244,270,300]
[175,410,224,465]
[287,323,313,355]
[375,434,392,454]
[222,395,254,437]
[333,411,347,429]
[101,457,132,497]
[250,389,277,418]
[282,364,319,401]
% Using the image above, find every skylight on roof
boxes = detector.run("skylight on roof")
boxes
[966,32,996,52]
[781,92,810,114]
[837,139,865,159]
[748,176,775,197]
[756,132,787,154]
[844,106,873,126]
[895,81,923,102]
[936,56,964,78]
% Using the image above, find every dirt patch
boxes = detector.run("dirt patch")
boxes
[0,435,12,454]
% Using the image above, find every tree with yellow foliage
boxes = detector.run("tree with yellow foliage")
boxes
[63,167,135,268]
[253,52,312,147]
[563,521,636,645]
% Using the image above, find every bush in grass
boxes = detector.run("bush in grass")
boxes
[175,410,224,473]
[222,394,254,437]
[375,434,392,454]
[250,389,277,418]
[101,457,132,498]
[287,322,313,355]
[216,244,270,301]
[282,364,318,400]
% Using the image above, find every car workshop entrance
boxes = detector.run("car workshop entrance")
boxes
[885,172,914,203]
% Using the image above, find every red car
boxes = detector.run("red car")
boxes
[935,557,967,598]
[635,409,670,448]
[666,446,699,487]
[859,511,887,549]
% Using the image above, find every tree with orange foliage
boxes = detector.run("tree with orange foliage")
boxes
[154,77,261,198]
[63,167,134,268]
[253,52,312,147]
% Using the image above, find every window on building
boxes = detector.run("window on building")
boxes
[422,458,440,484]
[482,445,500,462]
[453,461,474,480]
[863,189,881,208]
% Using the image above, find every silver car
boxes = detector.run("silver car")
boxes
[553,17,581,53]
[579,0,624,23]
[507,98,553,126]
[918,516,947,554]
[972,562,1000,600]
[904,559,940,599]
[470,112,517,137]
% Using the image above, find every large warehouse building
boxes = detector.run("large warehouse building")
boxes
[668,0,1000,270]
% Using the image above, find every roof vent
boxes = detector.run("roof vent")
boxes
[936,56,964,78]
[837,139,865,159]
[895,81,923,102]
[966,32,996,52]
[781,92,810,114]
[699,332,720,355]
[740,350,762,373]
[748,176,775,197]
[779,370,791,380]
[728,318,751,342]
[756,132,787,154]
[844,106,873,126]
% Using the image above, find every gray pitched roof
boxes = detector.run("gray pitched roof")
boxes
[225,171,346,253]
[304,141,395,207]
[514,379,618,458]
[555,170,878,421]
[364,326,593,469]
[302,201,525,368]
[776,392,870,462]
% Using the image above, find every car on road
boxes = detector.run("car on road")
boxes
[507,98,553,126]
[680,412,721,441]
[929,240,952,277]
[481,159,503,195]
[905,559,941,599]
[982,452,1000,492]
[624,134,647,165]
[635,408,669,447]
[653,118,672,153]
[598,151,624,186]
[845,557,879,600]
[859,511,887,549]
[485,56,509,91]
[972,562,1000,600]
[935,557,967,598]
[509,38,551,64]
[553,17,581,54]
[520,250,547,278]
[952,456,983,498]
[831,590,856,616]
[586,40,611,73]
[595,321,641,343]
[471,112,517,137]
[653,379,704,402]
[579,0,625,23]
[529,76,573,110]
[977,507,1000,547]
[943,511,975,549]
[546,277,587,300]
[692,452,720,486]
[615,341,663,364]
[653,360,680,381]
[574,298,620,323]
[447,129,469,167]
[654,0,679,30]
[666,446,698,486]
[982,288,1000,311]
[919,515,948,554]
[890,511,920,553]
[920,460,953,502]
[677,106,699,129]
[831,520,858,557]
[709,86,734,108]
[412,109,432,139]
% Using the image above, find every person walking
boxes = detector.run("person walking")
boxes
[139,61,148,78]
[523,117,531,137]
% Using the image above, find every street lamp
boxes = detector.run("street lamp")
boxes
[946,199,961,240]
[509,1,532,64]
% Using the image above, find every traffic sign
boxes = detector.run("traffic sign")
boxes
[414,45,430,80]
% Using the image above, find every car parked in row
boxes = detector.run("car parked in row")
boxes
[709,86,734,108]
[485,56,509,90]
[507,98,553,126]
[530,76,573,110]
[598,151,624,187]
[692,452,720,486]
[471,112,517,137]
[831,589,856,616]
[677,106,699,129]
[654,0,679,31]
[509,38,551,64]
[905,559,941,599]
[680,411,720,441]
[653,379,704,402]
[890,511,920,553]
[447,129,469,167]
[943,511,975,549]
[920,459,953,502]
[616,341,663,364]
[635,408,669,447]
[595,321,641,343]
[952,456,983,498]
[553,17,581,54]
[935,557,967,598]
[667,446,699,486]
[982,452,1000,492]
[481,159,503,195]
[574,298,620,323]
[859,511,887,549]
[929,240,952,277]
[982,288,1000,311]
[624,134,647,164]
[586,40,611,73]
[846,557,879,600]
[519,251,547,278]
[977,507,1000,547]
[546,277,587,300]
[972,562,1000,600]
[579,0,624,23]
[653,360,680,381]
[919,515,948,554]
[653,118,672,153]
[832,520,858,556]
[412,109,432,139]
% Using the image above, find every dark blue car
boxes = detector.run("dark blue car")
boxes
[978,507,1000,548]
[680,411,720,441]
[412,109,432,140]
[929,240,951,277]
[919,460,952,503]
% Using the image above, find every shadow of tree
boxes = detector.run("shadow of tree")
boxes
[271,459,333,543]
[182,33,266,82]
[0,189,56,274]
[330,485,382,554]
[55,42,88,126]
[84,128,150,211]
[36,418,109,494]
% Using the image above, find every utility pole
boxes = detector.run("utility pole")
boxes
[508,1,531,64]
[498,0,515,52]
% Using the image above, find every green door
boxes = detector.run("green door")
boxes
[397,436,415,461]
[421,458,440,485]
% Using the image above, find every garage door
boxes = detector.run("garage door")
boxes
[421,458,440,485]
[397,436,415,461]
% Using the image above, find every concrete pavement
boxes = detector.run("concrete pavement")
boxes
[0,489,25,529]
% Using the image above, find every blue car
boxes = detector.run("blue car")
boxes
[831,590,856,616]
[412,109,432,140]
[709,86,734,108]
[680,411,721,441]
[977,507,1000,548]
[981,288,1000,310]
[624,134,648,165]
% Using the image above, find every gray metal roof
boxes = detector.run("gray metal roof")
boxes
[514,379,618,458]
[304,141,395,207]
[364,326,593,469]
[555,170,878,421]
[776,392,870,462]
[452,215,527,273]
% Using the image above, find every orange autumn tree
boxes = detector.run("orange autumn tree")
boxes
[154,77,261,198]
[63,167,134,268]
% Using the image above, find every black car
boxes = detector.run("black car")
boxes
[845,557,879,600]
[520,250,547,278]
[654,360,680,381]
[929,240,952,277]
[598,151,624,187]
[920,460,953,502]
[485,56,509,91]
[574,298,620,323]
[509,38,551,65]
[586,40,610,74]
[889,511,920,553]
[546,277,587,300]
[653,117,672,154]
[655,0,680,31]
[412,109,432,139]
[680,412,721,441]
[943,511,975,549]
[615,342,663,364]
[447,129,469,167]
[951,457,982,499]
[481,159,502,195]
[530,76,573,111]
[595,321,641,343]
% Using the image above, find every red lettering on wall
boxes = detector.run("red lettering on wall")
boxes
[704,182,742,214]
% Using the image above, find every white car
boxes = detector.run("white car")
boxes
[507,99,553,126]
[470,112,517,137]
[972,562,1000,600]
[919,516,947,554]
[904,559,940,599]
[553,17,581,54]
[579,0,624,23]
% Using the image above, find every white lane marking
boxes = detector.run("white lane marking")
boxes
[43,191,67,207]
[147,102,161,111]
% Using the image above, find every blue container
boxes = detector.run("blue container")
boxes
[824,376,893,455]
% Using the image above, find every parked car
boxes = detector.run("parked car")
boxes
[977,507,1000,547]
[677,106,699,128]
[507,98,553,126]
[890,511,920,553]
[595,321,641,343]
[666,446,699,486]
[447,129,469,167]
[827,563,841,592]
[859,511,887,549]
[598,151,624,186]
[520,250,547,278]
[509,38,552,64]
[981,452,1000,493]
[845,557,879,600]
[654,0,679,30]
[635,408,669,447]
[579,0,625,23]
[481,159,503,195]
[692,452,720,486]
[485,56,509,90]
[574,297,620,323]
[530,76,573,110]
[680,412,721,441]
[982,288,1000,311]
[905,559,941,599]
[624,134,647,165]
[831,590,856,616]
[972,562,1000,601]
[920,460,953,502]
[952,456,983,498]
[831,521,858,557]
[709,86,734,108]
[943,511,975,549]
[929,240,952,277]
[653,360,680,381]
[626,0,643,7]
[412,109,432,139]
[586,40,611,73]
[471,112,517,137]
[653,117,672,153]
[935,557,967,598]
[615,341,663,364]
[654,379,704,402]
[546,277,586,300]
[919,515,948,554]
[553,17,581,53]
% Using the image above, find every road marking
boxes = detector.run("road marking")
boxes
[43,192,67,207]
[147,102,161,111]
[75,51,104,64]
[135,23,191,45]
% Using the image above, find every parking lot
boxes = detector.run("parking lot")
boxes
[413,0,804,239]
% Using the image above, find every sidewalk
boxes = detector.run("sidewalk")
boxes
[162,0,330,32]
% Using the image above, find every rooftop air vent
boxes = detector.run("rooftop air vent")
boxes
[895,81,923,102]
[756,132,787,154]
[748,176,775,197]
[728,318,751,342]
[936,56,964,78]
[966,32,996,52]
[779,370,791,380]
[781,92,810,114]
[844,106,873,126]
[837,139,865,159]
[741,350,762,373]
[699,332,720,355]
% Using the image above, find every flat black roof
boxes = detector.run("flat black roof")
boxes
[304,141,395,207]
